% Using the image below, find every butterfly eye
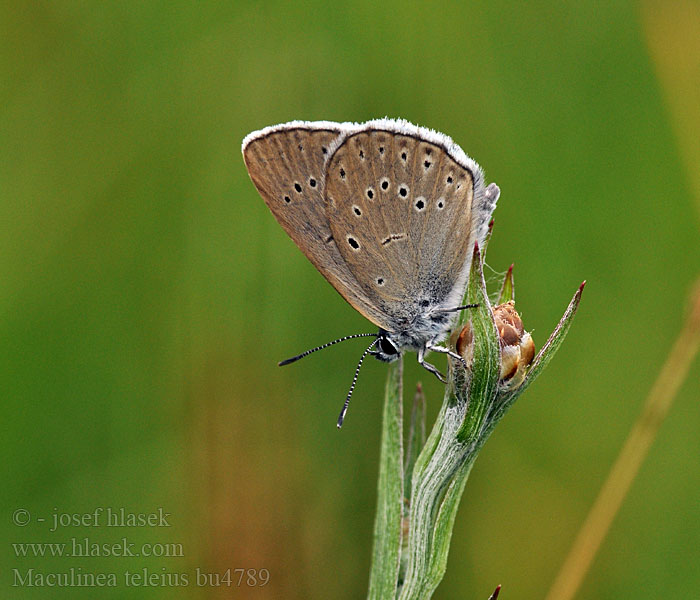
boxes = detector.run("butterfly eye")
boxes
[378,336,399,356]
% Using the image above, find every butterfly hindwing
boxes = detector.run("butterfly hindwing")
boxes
[242,122,394,330]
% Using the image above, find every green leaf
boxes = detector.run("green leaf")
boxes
[418,455,477,593]
[511,281,585,397]
[398,383,427,591]
[368,358,404,600]
[372,253,584,600]
[404,383,426,504]
[489,281,586,428]
[458,244,501,443]
[398,395,470,599]
[497,264,515,304]
[398,381,478,599]
[488,584,502,599]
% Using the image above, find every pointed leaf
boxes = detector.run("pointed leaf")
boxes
[517,281,585,395]
[458,244,501,443]
[404,383,426,503]
[497,264,515,304]
[368,358,404,599]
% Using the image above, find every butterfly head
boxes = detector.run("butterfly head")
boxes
[371,329,402,363]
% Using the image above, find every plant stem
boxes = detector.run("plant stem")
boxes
[366,244,584,599]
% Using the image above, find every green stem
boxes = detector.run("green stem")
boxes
[398,371,483,600]
[366,246,583,599]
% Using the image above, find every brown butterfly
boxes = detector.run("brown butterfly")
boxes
[242,119,499,426]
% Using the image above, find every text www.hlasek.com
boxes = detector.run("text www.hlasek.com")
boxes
[13,538,183,558]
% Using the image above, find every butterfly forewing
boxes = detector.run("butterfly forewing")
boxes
[324,126,481,326]
[242,123,393,330]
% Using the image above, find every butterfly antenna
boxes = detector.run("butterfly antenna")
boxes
[337,338,379,429]
[278,333,378,366]
[436,303,479,313]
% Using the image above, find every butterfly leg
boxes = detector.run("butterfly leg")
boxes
[417,347,447,383]
[426,343,469,371]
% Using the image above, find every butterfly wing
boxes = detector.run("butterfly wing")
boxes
[242,121,394,330]
[323,119,497,332]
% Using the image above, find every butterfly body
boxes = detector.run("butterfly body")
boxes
[374,309,449,355]
[242,119,499,422]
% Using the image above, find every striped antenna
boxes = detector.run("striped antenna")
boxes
[435,303,479,313]
[278,333,378,366]
[337,338,379,428]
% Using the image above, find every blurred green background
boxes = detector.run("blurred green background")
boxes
[2,1,699,598]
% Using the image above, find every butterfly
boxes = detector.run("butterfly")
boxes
[242,119,499,426]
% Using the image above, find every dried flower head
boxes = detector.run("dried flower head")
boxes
[450,300,534,389]
[494,301,535,387]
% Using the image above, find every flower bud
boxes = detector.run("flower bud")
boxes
[494,301,535,387]
[450,301,534,387]
[450,319,474,366]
